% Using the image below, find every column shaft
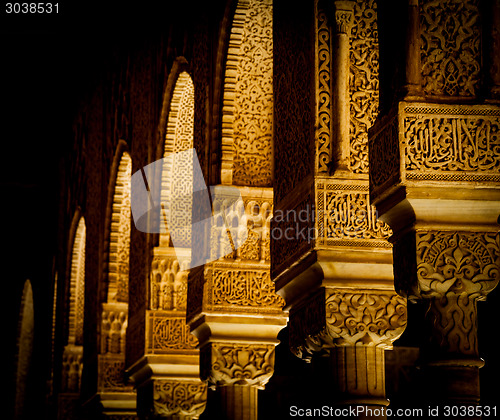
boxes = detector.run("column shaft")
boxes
[219,386,258,420]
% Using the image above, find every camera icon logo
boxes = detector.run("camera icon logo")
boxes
[130,148,247,269]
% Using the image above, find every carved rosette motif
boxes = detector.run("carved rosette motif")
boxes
[289,289,407,360]
[152,381,207,418]
[349,0,379,174]
[420,0,481,98]
[200,343,275,389]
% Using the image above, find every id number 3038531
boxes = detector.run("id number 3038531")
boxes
[5,3,59,13]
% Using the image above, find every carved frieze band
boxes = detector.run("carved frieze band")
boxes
[368,112,400,196]
[98,355,132,392]
[150,254,188,312]
[316,179,392,248]
[289,288,407,360]
[146,311,198,353]
[404,112,500,177]
[200,342,275,389]
[271,190,315,279]
[203,263,284,313]
[369,104,500,199]
[152,380,207,418]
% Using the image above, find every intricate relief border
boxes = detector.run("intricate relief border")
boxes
[368,111,401,198]
[203,261,284,313]
[369,103,500,202]
[403,104,500,181]
[146,311,198,354]
[315,0,332,173]
[316,178,392,248]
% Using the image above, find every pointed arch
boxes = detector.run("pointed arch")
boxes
[61,215,85,394]
[220,0,274,186]
[96,144,133,399]
[14,279,34,419]
[68,217,86,346]
[106,149,132,303]
[159,71,195,256]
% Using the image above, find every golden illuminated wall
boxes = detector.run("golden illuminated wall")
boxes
[46,0,500,418]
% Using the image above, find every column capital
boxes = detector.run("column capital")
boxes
[289,288,407,360]
[333,1,354,35]
[200,343,276,390]
[395,230,500,302]
[149,380,207,419]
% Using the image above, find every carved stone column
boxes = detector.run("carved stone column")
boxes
[289,288,406,409]
[273,0,407,413]
[187,187,287,420]
[187,0,288,417]
[370,0,500,405]
[332,0,354,170]
[87,303,137,418]
[127,247,207,419]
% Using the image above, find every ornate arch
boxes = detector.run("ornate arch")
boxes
[106,149,132,303]
[159,71,195,255]
[134,67,207,418]
[14,279,34,419]
[68,216,86,346]
[61,215,85,394]
[90,144,135,414]
[220,0,273,186]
